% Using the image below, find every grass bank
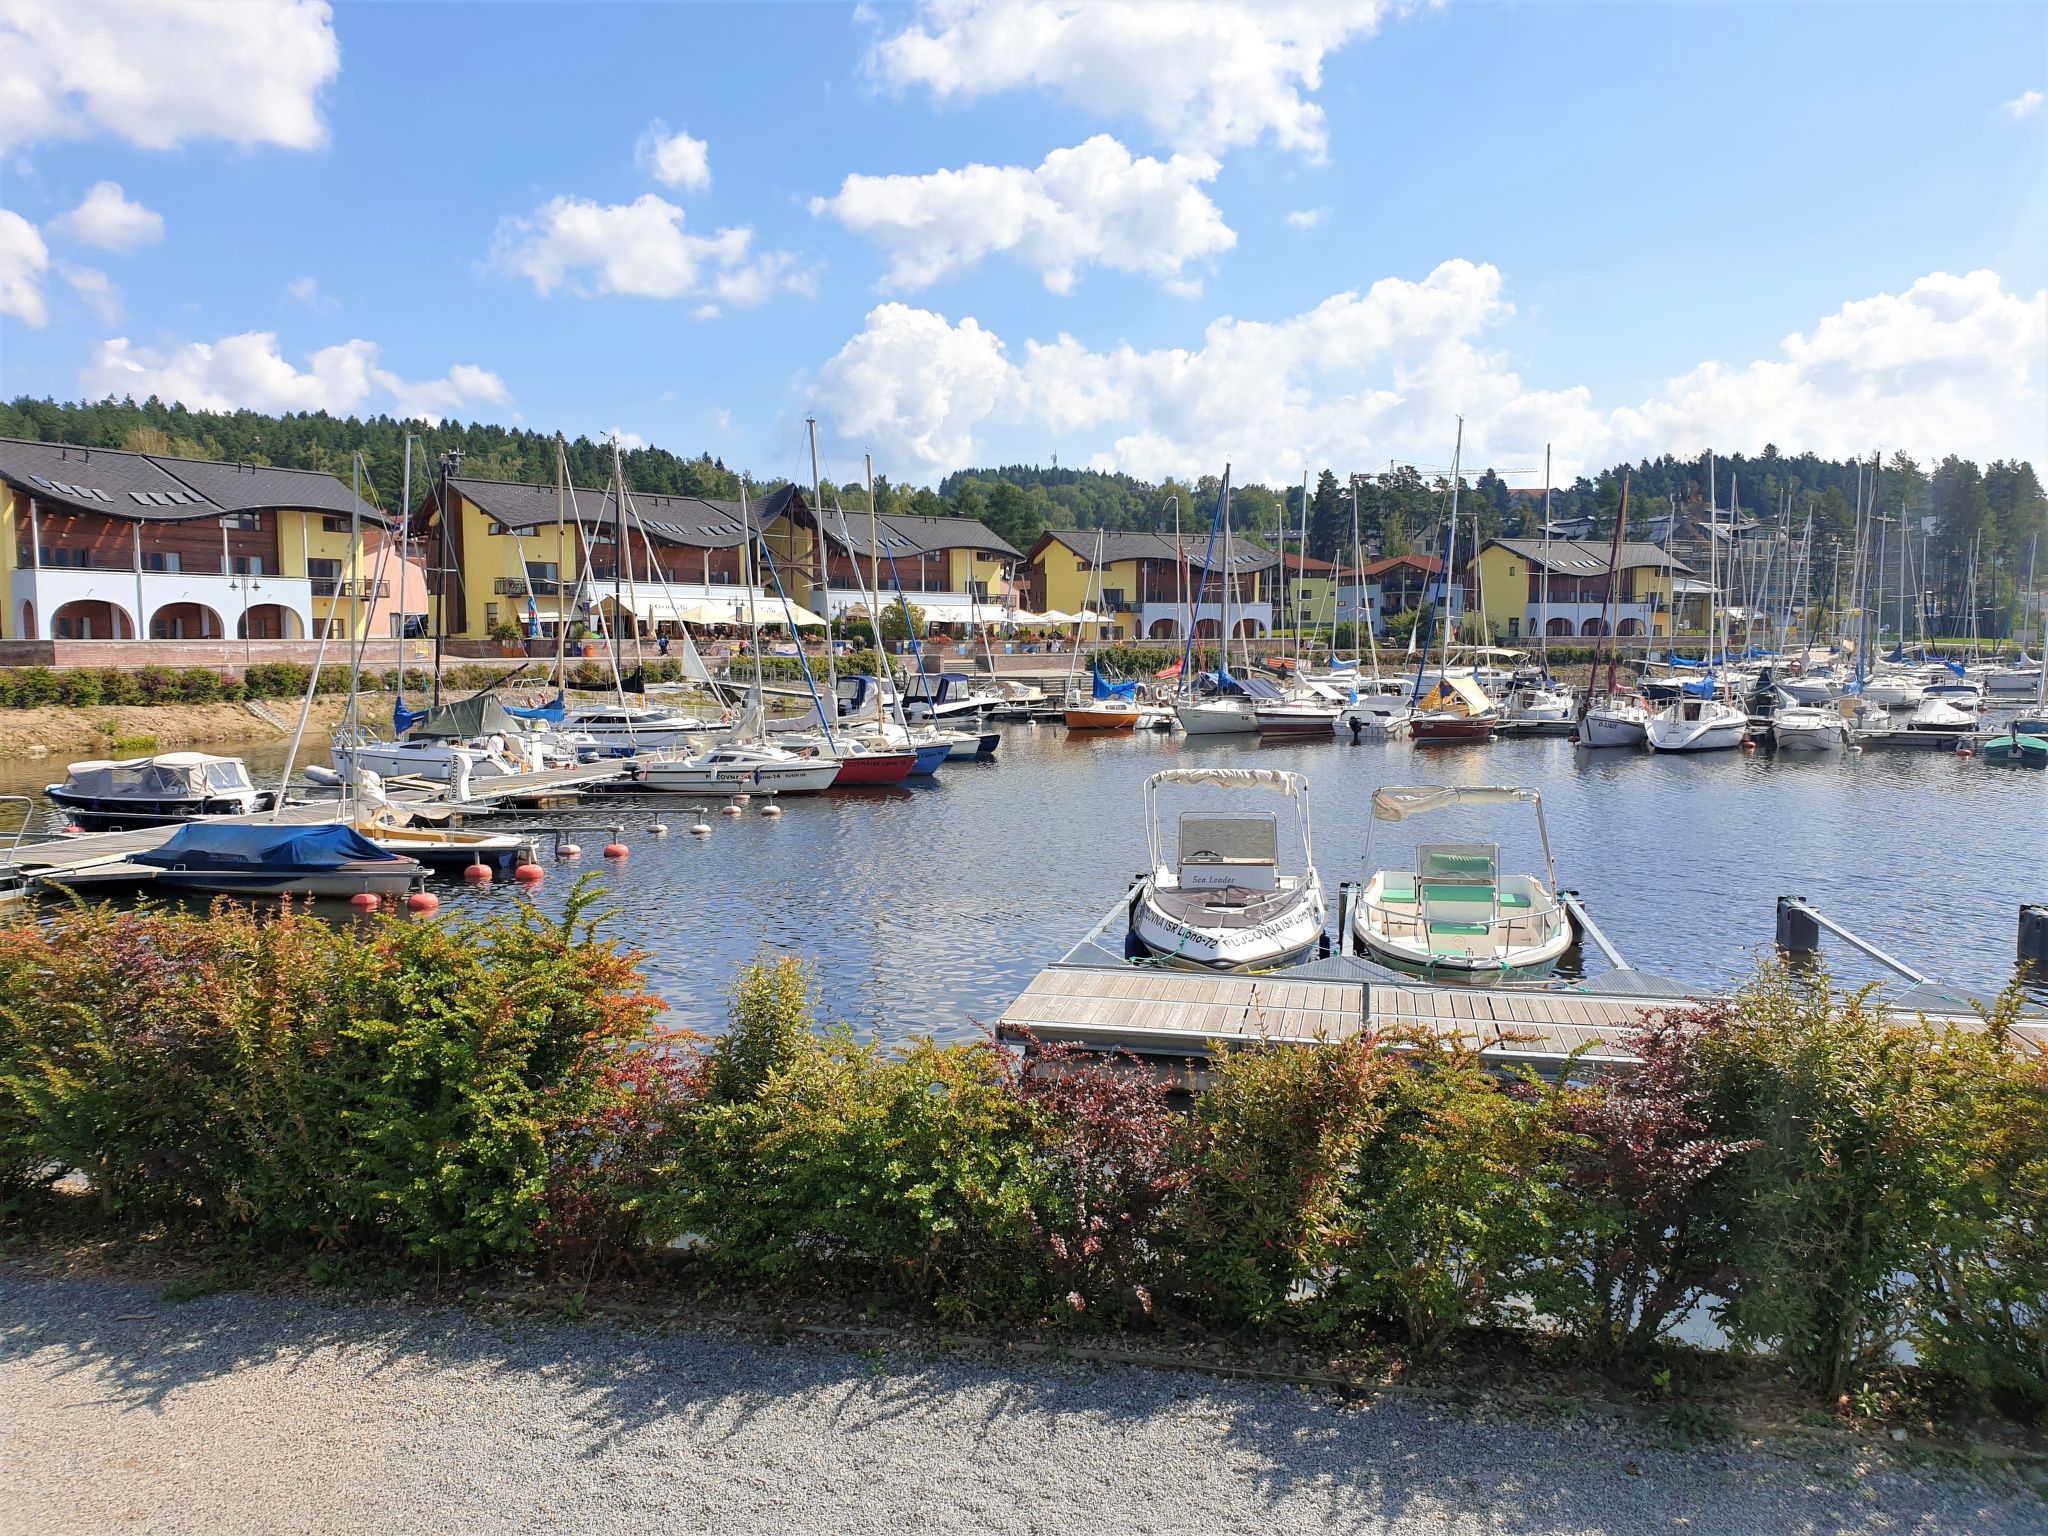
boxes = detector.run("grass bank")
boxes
[0,891,2042,1450]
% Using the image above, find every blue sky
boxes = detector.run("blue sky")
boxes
[1,1,2042,493]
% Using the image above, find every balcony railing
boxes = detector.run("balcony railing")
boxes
[495,576,564,596]
[311,578,390,599]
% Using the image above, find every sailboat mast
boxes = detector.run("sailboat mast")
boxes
[741,478,766,717]
[1538,444,1552,673]
[863,455,893,733]
[397,433,413,684]
[553,435,570,689]
[807,417,839,712]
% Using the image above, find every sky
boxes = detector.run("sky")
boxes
[0,0,2043,496]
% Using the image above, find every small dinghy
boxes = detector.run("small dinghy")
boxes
[1351,784,1573,982]
[1127,768,1326,972]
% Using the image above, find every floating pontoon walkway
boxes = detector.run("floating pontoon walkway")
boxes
[995,891,2046,1073]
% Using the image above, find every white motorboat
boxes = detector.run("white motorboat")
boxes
[639,741,842,795]
[1576,693,1649,749]
[903,672,1006,721]
[1127,768,1327,972]
[1858,672,1926,709]
[1777,672,1839,705]
[559,704,711,751]
[1984,656,2043,696]
[1175,694,1259,735]
[1349,784,1573,982]
[1502,681,1577,725]
[1645,692,1748,752]
[133,822,424,899]
[1770,697,1847,752]
[1902,696,1977,734]
[47,752,275,830]
[1254,694,1343,737]
[332,733,532,787]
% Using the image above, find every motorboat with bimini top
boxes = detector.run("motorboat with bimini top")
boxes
[47,752,275,830]
[1350,784,1573,982]
[1127,768,1327,972]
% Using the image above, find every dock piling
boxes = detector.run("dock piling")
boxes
[2021,905,2048,978]
[1776,895,1821,961]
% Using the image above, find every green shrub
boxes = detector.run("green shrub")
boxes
[1326,1050,1563,1353]
[10,666,59,707]
[56,669,103,707]
[98,668,140,705]
[1696,966,1992,1393]
[177,668,226,703]
[0,879,669,1266]
[1177,1040,1389,1327]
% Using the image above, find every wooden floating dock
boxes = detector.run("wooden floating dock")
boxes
[996,893,2047,1074]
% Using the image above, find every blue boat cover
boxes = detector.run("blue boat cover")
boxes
[1944,659,1967,678]
[505,692,567,722]
[1681,676,1717,698]
[1092,665,1137,700]
[393,695,429,734]
[1886,642,1906,663]
[1668,654,1705,667]
[138,823,402,869]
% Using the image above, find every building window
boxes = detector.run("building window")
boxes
[231,555,265,576]
[485,602,500,629]
[308,557,342,596]
[1507,617,1521,639]
[971,581,988,602]
[141,551,182,573]
[323,516,349,533]
[222,513,261,531]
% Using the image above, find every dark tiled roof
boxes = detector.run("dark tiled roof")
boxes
[0,437,384,523]
[447,476,799,550]
[1485,537,1695,576]
[821,510,1021,562]
[1033,528,1279,573]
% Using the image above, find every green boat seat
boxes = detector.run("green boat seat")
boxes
[1380,873,1417,903]
[1497,891,1532,909]
[1429,921,1491,936]
[1421,884,1493,905]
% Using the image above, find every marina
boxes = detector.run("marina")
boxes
[0,707,2037,1043]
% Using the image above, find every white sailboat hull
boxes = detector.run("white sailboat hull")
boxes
[1578,709,1647,748]
[1176,698,1259,735]
[1771,713,1844,752]
[1645,704,1747,753]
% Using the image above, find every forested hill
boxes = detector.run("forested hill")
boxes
[4,397,2040,585]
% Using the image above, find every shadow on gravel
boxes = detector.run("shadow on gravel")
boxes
[2,1273,2032,1535]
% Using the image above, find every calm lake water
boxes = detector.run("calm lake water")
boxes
[3,720,2042,1040]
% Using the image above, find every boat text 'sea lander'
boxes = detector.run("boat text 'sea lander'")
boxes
[1126,768,1328,972]
[1351,784,1574,983]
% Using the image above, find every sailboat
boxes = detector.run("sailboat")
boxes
[1063,529,1144,731]
[1572,470,1648,748]
[1127,768,1327,971]
[1406,421,1500,745]
[1645,472,1746,752]
[1350,784,1572,982]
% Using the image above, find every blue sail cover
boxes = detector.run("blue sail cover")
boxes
[393,695,429,735]
[1886,642,1906,663]
[1944,658,1967,678]
[1680,676,1718,698]
[1668,655,1705,667]
[505,693,567,722]
[138,823,403,870]
[1092,665,1137,701]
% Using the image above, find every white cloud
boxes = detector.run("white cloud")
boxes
[82,331,509,425]
[2003,90,2043,120]
[605,428,648,450]
[59,264,120,326]
[0,209,50,326]
[867,0,1387,158]
[816,302,1015,468]
[637,121,711,191]
[50,181,163,251]
[285,275,337,311]
[489,193,809,308]
[814,264,2048,481]
[0,0,339,151]
[812,134,1233,293]
[1285,207,1327,231]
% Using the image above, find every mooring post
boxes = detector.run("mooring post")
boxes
[2020,904,2048,978]
[1776,895,1821,960]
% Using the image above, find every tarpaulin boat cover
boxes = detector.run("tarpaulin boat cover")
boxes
[1210,669,1282,700]
[506,692,567,723]
[138,823,402,869]
[404,693,523,739]
[61,753,250,799]
[393,696,430,735]
[1370,784,1540,822]
[1092,665,1137,701]
[1681,676,1718,698]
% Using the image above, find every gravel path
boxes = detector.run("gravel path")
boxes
[1,1271,2036,1535]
